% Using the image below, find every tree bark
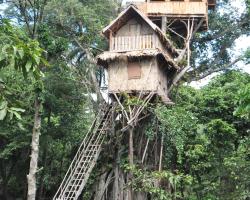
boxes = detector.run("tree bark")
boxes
[27,97,42,200]
[37,109,51,200]
[159,134,164,172]
[129,127,134,166]
[128,127,134,200]
[13,2,46,200]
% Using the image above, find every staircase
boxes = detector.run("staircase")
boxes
[53,105,113,200]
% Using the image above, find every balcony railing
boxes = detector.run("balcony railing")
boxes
[135,1,208,16]
[110,35,158,52]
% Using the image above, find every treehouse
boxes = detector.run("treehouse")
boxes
[53,2,217,199]
[97,5,180,104]
[133,0,216,35]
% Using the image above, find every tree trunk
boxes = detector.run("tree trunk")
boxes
[128,127,134,166]
[37,140,48,200]
[37,109,51,200]
[128,127,134,200]
[27,97,42,200]
[159,134,164,172]
[90,126,154,200]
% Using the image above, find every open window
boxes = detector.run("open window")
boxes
[127,61,141,79]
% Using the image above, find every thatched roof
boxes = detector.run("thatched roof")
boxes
[97,49,180,70]
[102,5,179,57]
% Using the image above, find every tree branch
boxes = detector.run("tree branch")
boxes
[74,38,105,104]
[196,17,249,43]
[189,57,243,82]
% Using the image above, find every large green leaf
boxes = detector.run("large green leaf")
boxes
[0,109,7,120]
[33,54,40,65]
[8,110,22,120]
[25,60,33,72]
[0,53,5,62]
[17,48,24,59]
[0,100,8,120]
[9,107,25,112]
[0,100,8,110]
[0,77,4,83]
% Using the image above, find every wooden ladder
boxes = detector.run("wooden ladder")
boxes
[53,105,113,200]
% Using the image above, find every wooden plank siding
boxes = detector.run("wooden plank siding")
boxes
[135,1,207,17]
[110,34,159,52]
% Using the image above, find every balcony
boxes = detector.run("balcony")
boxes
[134,0,208,17]
[110,34,159,52]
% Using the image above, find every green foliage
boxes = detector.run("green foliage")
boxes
[206,119,237,152]
[234,83,250,119]
[37,24,69,57]
[44,0,117,51]
[123,164,193,200]
[151,71,250,199]
[0,71,27,121]
[0,20,46,78]
[189,0,250,81]
[0,0,249,199]
[0,20,47,121]
[155,106,198,163]
[0,59,92,199]
[244,48,250,64]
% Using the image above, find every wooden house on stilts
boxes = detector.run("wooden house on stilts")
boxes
[53,1,217,200]
[97,5,180,104]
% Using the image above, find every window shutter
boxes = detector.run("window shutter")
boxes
[128,62,141,79]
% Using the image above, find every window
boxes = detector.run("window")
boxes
[127,61,141,79]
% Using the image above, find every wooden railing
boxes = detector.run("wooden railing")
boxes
[110,35,158,52]
[135,1,207,16]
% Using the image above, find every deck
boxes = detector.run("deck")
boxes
[135,1,208,17]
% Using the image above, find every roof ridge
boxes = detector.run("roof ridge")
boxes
[102,4,179,57]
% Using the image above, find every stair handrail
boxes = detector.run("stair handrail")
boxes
[61,107,113,199]
[69,107,114,199]
[53,105,111,199]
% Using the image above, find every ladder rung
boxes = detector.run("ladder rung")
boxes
[84,148,98,151]
[74,173,84,176]
[53,107,112,200]
[85,149,98,153]
[82,156,94,158]
[68,185,80,188]
[81,157,94,160]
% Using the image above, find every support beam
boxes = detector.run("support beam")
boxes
[161,16,167,33]
[159,134,164,172]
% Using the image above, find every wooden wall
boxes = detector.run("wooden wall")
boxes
[110,18,161,52]
[108,57,168,94]
[157,60,168,94]
[136,1,207,17]
[116,18,154,36]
